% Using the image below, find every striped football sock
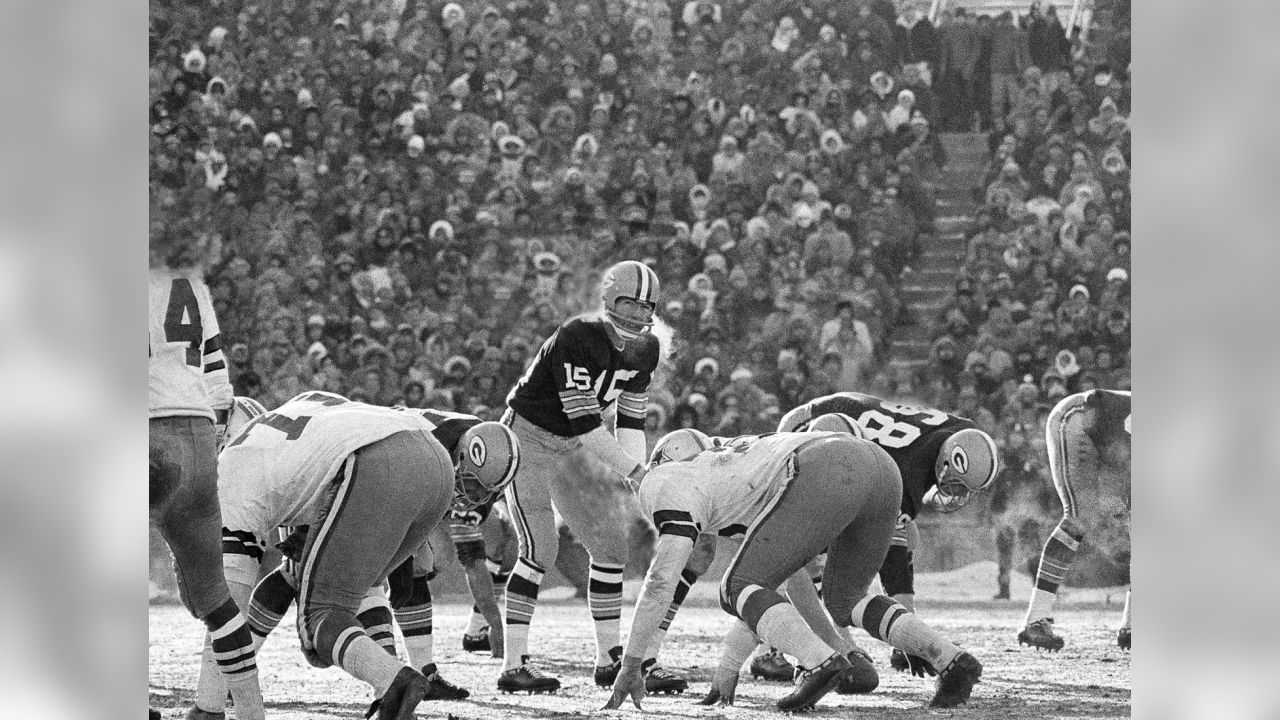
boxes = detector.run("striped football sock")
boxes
[588,561,625,665]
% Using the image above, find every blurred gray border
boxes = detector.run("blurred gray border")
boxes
[1137,0,1280,718]
[0,0,148,718]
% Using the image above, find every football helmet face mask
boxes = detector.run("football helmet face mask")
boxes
[649,428,712,467]
[219,396,267,452]
[454,421,521,510]
[601,260,660,340]
[929,428,999,512]
[804,412,867,440]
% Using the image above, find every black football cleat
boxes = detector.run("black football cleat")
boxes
[776,652,851,712]
[420,663,470,700]
[749,648,796,681]
[835,649,879,694]
[641,659,688,694]
[150,709,162,720]
[184,707,224,719]
[594,645,623,687]
[929,651,982,708]
[365,666,430,720]
[497,656,561,694]
[1117,627,1131,651]
[1017,618,1065,651]
[462,626,491,653]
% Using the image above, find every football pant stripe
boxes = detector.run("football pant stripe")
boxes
[297,455,358,651]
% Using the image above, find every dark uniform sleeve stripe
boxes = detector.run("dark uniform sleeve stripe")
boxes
[653,509,700,540]
[204,334,222,354]
[653,510,693,525]
[718,523,748,537]
[658,523,700,541]
[204,360,226,372]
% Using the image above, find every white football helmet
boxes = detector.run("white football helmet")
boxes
[804,412,867,440]
[454,421,520,510]
[601,260,661,340]
[929,428,999,512]
[649,428,712,467]
[219,396,267,452]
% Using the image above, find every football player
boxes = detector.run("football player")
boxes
[150,256,266,720]
[604,428,982,712]
[188,392,519,720]
[634,416,879,695]
[453,498,517,656]
[776,392,999,676]
[496,260,661,693]
[190,402,513,718]
[1018,389,1132,651]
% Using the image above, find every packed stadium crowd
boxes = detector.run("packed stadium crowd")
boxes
[149,0,1129,557]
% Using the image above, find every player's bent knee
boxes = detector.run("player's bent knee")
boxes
[308,608,360,667]
[1058,515,1090,539]
[735,585,787,632]
[824,592,859,628]
[518,526,561,569]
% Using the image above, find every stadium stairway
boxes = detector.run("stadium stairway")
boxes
[886,132,988,379]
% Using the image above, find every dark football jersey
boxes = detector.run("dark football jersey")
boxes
[1080,389,1131,450]
[796,392,977,519]
[413,407,481,456]
[506,317,659,437]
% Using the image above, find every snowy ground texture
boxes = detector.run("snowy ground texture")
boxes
[149,562,1130,719]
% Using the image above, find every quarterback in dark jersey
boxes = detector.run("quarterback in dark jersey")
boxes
[777,392,1000,676]
[1019,390,1131,651]
[498,260,663,693]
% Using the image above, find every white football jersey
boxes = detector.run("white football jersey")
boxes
[218,392,441,540]
[149,269,233,419]
[639,432,831,539]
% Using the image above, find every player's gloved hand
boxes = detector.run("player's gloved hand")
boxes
[697,665,739,706]
[275,526,310,563]
[487,622,505,660]
[892,648,937,677]
[603,656,646,710]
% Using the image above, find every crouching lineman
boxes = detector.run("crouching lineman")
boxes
[189,392,519,720]
[191,402,512,718]
[777,392,999,675]
[1019,389,1131,651]
[604,426,982,712]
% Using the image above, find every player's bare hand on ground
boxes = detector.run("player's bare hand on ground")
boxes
[697,668,738,706]
[602,660,645,710]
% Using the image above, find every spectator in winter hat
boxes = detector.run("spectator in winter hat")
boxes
[885,89,917,132]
